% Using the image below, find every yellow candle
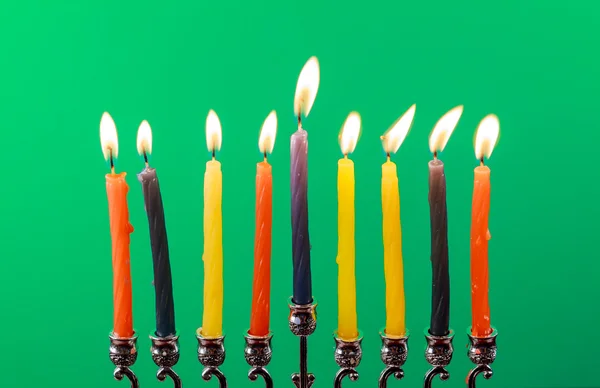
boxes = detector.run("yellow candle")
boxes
[201,110,223,338]
[336,112,361,341]
[382,159,405,337]
[380,104,416,337]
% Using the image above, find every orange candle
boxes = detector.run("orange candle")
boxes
[470,114,499,338]
[249,111,277,337]
[101,112,134,339]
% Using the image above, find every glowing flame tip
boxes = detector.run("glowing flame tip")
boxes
[294,56,320,118]
[99,112,118,161]
[259,110,278,154]
[136,120,152,156]
[429,105,463,154]
[475,114,500,160]
[339,112,361,155]
[206,110,222,153]
[382,104,416,154]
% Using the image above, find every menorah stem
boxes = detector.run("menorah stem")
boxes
[150,334,182,388]
[289,298,317,388]
[466,327,497,388]
[109,333,139,388]
[423,329,454,388]
[378,330,408,388]
[197,329,227,388]
[332,332,362,388]
[244,331,273,387]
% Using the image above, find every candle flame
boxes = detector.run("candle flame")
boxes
[294,56,320,118]
[339,112,361,155]
[99,112,118,160]
[429,105,463,154]
[381,104,416,154]
[136,120,152,156]
[259,110,277,154]
[474,114,499,160]
[206,109,222,152]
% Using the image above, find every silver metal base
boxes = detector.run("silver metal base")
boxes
[333,331,362,387]
[150,333,182,388]
[109,332,139,388]
[466,327,497,388]
[378,330,409,388]
[423,329,454,388]
[244,331,273,388]
[197,328,227,387]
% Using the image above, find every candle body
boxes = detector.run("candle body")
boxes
[249,161,272,337]
[202,160,223,338]
[470,166,492,337]
[381,161,406,337]
[290,129,312,305]
[428,159,450,336]
[106,173,134,338]
[337,158,358,340]
[138,167,176,338]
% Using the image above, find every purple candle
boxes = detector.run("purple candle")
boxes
[427,105,463,336]
[291,128,311,304]
[291,57,320,305]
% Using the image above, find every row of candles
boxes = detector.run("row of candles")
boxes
[101,57,499,346]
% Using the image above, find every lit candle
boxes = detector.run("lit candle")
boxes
[290,56,320,305]
[201,110,224,338]
[380,105,416,338]
[136,120,176,338]
[249,111,277,337]
[427,106,463,336]
[100,112,134,339]
[336,112,361,341]
[470,114,499,338]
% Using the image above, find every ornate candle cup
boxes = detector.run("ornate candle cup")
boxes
[378,330,409,388]
[466,327,497,388]
[333,331,363,387]
[288,297,317,388]
[244,331,273,388]
[197,329,227,387]
[109,332,139,388]
[423,329,454,388]
[150,333,181,388]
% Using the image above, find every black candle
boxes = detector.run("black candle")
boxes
[428,159,450,336]
[137,121,175,338]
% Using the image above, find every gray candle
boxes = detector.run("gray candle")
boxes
[136,120,175,338]
[427,105,463,336]
[428,158,449,336]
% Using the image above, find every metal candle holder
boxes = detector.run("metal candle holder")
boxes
[333,331,363,387]
[466,327,497,388]
[378,330,409,388]
[150,333,182,388]
[423,329,454,388]
[288,297,317,388]
[197,329,227,387]
[244,331,274,387]
[109,332,140,388]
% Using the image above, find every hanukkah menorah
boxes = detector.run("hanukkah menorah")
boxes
[109,300,497,388]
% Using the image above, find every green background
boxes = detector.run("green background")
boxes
[0,0,597,387]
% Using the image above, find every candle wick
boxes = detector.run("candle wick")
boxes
[297,114,302,130]
[344,153,348,159]
[386,153,391,162]
[109,148,115,174]
[212,149,216,160]
[480,157,485,166]
[264,151,267,161]
[433,151,438,160]
[143,150,149,167]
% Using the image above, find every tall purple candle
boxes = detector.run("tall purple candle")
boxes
[291,127,312,304]
[427,105,463,336]
[291,56,320,305]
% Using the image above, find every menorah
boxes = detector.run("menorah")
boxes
[109,297,497,388]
